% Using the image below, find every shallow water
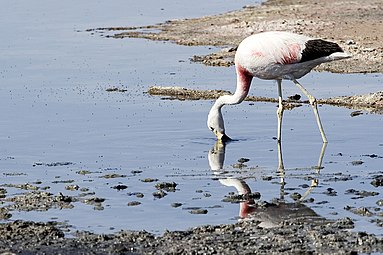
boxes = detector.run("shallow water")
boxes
[0,0,382,236]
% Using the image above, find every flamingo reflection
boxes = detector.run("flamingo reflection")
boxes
[208,140,328,227]
[208,140,256,218]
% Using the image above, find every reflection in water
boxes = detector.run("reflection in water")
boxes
[208,140,328,227]
[208,141,256,218]
[277,141,327,201]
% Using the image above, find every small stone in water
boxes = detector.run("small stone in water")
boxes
[189,209,208,214]
[128,201,141,206]
[171,203,183,208]
[153,190,167,199]
[111,185,128,190]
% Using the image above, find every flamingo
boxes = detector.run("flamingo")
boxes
[207,31,351,143]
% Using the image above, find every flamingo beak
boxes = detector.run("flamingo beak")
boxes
[214,130,232,142]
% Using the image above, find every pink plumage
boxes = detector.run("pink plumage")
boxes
[207,31,351,142]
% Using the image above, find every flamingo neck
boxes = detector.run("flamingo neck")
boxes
[213,65,253,110]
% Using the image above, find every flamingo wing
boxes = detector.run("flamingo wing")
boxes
[300,39,344,62]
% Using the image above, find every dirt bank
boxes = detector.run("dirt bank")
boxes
[93,0,383,74]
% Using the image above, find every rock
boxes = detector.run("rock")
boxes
[189,209,208,214]
[290,192,302,201]
[171,203,183,208]
[155,182,177,192]
[350,110,363,117]
[140,178,159,183]
[111,185,128,190]
[153,190,167,199]
[127,201,141,206]
[351,160,364,166]
[371,176,383,187]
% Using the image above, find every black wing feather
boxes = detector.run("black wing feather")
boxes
[300,39,343,62]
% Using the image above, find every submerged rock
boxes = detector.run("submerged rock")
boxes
[155,182,177,192]
[152,190,167,199]
[189,209,208,215]
[371,175,383,187]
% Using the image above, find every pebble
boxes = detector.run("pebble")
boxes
[127,192,144,198]
[100,173,127,179]
[111,185,128,190]
[155,182,177,191]
[350,110,363,117]
[237,158,250,163]
[65,185,80,191]
[84,197,105,204]
[351,160,364,166]
[140,178,159,183]
[287,94,301,100]
[189,209,208,214]
[345,39,356,45]
[153,190,167,199]
[128,201,141,206]
[77,170,92,175]
[324,188,338,196]
[371,176,383,187]
[290,192,302,201]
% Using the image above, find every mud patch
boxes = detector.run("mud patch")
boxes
[148,86,383,112]
[0,218,382,254]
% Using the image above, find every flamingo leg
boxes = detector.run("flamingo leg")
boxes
[316,142,327,171]
[277,139,286,201]
[276,79,284,142]
[292,79,328,143]
[277,140,284,171]
[299,142,327,201]
[277,138,285,201]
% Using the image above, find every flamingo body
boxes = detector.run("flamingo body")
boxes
[207,31,351,141]
[235,31,347,80]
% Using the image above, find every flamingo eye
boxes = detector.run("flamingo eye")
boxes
[209,127,214,131]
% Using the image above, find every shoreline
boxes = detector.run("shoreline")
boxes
[96,0,383,74]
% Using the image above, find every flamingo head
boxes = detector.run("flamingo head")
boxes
[207,107,231,141]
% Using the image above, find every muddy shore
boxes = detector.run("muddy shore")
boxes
[0,217,383,254]
[147,86,383,113]
[1,0,383,254]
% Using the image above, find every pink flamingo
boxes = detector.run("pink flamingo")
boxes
[207,31,351,143]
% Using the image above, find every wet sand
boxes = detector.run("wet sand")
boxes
[1,0,383,254]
